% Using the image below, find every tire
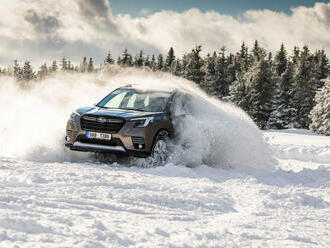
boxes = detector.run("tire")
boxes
[150,130,169,165]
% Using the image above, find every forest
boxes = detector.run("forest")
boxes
[0,41,329,135]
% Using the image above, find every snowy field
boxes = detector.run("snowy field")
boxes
[0,129,329,248]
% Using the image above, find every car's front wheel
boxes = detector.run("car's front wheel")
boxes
[150,130,169,165]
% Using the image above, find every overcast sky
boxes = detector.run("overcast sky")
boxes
[0,0,329,67]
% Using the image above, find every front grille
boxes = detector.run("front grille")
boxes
[131,136,145,144]
[81,115,125,133]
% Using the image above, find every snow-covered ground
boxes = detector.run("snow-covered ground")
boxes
[0,129,329,248]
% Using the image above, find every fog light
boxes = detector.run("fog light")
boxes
[138,144,143,149]
[65,136,70,142]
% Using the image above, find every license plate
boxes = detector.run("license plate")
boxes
[86,131,111,140]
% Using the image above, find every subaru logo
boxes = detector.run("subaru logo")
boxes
[97,117,107,123]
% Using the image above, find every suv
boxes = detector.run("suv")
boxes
[65,87,181,159]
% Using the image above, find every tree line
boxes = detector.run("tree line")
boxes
[0,42,328,135]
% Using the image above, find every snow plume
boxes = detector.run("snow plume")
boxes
[0,67,275,168]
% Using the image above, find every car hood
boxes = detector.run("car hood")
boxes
[77,107,161,119]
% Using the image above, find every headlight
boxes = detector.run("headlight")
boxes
[70,111,80,119]
[130,117,154,128]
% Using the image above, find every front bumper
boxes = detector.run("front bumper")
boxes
[70,141,126,153]
[64,117,158,156]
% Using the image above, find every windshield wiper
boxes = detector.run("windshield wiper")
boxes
[120,107,147,112]
[97,106,147,112]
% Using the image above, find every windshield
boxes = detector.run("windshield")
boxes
[96,89,171,112]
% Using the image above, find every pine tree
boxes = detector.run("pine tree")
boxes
[80,57,88,72]
[274,44,287,76]
[245,58,274,129]
[267,62,297,129]
[215,48,231,98]
[252,40,265,63]
[13,60,23,81]
[170,59,182,76]
[134,50,144,67]
[104,51,115,65]
[201,53,217,96]
[237,42,250,72]
[22,61,35,82]
[182,45,204,85]
[156,54,164,71]
[292,46,300,65]
[37,63,48,79]
[121,49,133,67]
[87,58,94,72]
[151,54,156,71]
[50,60,58,72]
[144,55,151,68]
[314,49,329,88]
[292,46,317,128]
[227,73,247,109]
[164,47,175,71]
[61,57,68,71]
[117,56,122,65]
[309,79,330,135]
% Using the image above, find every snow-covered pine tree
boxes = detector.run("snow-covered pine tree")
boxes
[169,59,182,76]
[201,53,217,96]
[121,49,133,67]
[182,45,204,85]
[156,54,164,71]
[267,62,297,129]
[144,55,151,68]
[314,49,329,89]
[237,42,250,73]
[292,46,300,65]
[117,56,122,65]
[227,74,247,108]
[267,44,289,129]
[49,61,58,72]
[164,47,175,71]
[252,40,265,63]
[13,60,23,81]
[292,46,317,128]
[245,58,274,129]
[37,63,48,79]
[215,47,231,98]
[87,58,94,72]
[134,50,144,67]
[22,61,35,82]
[79,57,88,72]
[309,78,330,135]
[275,44,287,76]
[151,54,156,71]
[61,57,68,71]
[104,51,115,65]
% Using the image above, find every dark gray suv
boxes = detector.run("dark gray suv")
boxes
[65,87,179,159]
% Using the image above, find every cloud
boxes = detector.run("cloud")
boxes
[0,0,329,67]
[24,9,60,34]
[117,3,330,56]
